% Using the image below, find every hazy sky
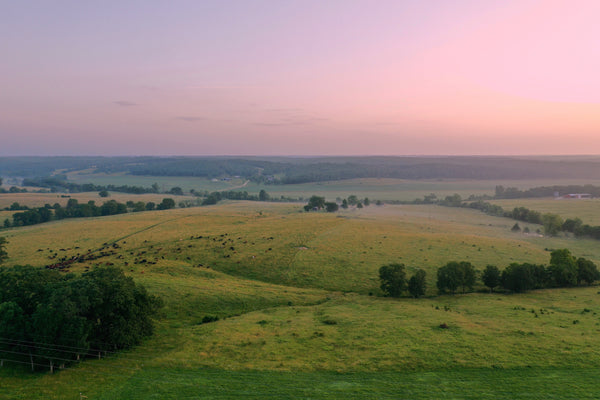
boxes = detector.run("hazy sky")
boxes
[1,0,599,156]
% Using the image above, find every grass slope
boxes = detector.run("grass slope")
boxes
[1,201,600,399]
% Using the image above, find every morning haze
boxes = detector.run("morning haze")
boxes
[1,0,599,156]
[3,2,600,400]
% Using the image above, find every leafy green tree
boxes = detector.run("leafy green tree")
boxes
[98,190,109,197]
[259,189,270,201]
[408,269,427,298]
[0,237,7,264]
[482,265,500,292]
[168,186,183,196]
[357,202,363,209]
[363,198,370,206]
[437,261,476,294]
[548,249,578,287]
[562,218,583,233]
[542,213,564,236]
[145,201,156,211]
[157,198,176,210]
[305,195,325,211]
[577,257,600,285]
[347,195,358,206]
[324,202,339,212]
[500,263,546,292]
[341,199,348,209]
[379,263,407,297]
[83,267,163,349]
[511,223,521,232]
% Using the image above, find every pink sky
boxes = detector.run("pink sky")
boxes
[1,0,599,156]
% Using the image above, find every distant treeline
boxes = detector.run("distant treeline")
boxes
[5,156,600,184]
[429,193,600,240]
[22,176,158,194]
[0,265,162,372]
[494,184,600,199]
[3,198,176,228]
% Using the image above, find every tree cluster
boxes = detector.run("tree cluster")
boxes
[3,198,176,228]
[200,190,272,206]
[439,249,599,294]
[379,264,427,298]
[442,198,600,240]
[0,265,162,372]
[304,194,371,212]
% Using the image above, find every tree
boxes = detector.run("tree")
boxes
[157,198,176,210]
[347,195,358,206]
[548,249,577,287]
[577,257,600,286]
[408,269,427,298]
[98,190,109,197]
[324,202,339,212]
[145,202,156,211]
[542,213,564,236]
[501,263,546,292]
[482,265,500,292]
[511,223,521,232]
[356,202,363,209]
[259,189,270,201]
[379,264,407,297]
[341,199,348,209]
[168,186,183,196]
[305,195,325,211]
[363,198,370,206]
[437,261,476,294]
[0,237,7,264]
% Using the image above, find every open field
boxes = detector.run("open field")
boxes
[2,201,600,398]
[60,172,600,201]
[491,198,600,226]
[65,171,247,192]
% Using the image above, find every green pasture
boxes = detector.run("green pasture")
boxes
[491,198,600,226]
[2,201,600,399]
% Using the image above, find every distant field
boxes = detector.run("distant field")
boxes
[66,171,247,192]
[491,198,600,226]
[2,201,600,399]
[62,172,600,201]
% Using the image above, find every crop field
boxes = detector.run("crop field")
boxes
[2,200,600,399]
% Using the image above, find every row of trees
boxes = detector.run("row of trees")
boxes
[0,264,162,372]
[200,190,272,206]
[378,264,427,298]
[379,249,599,297]
[22,176,160,195]
[3,198,176,228]
[303,195,373,212]
[439,195,600,240]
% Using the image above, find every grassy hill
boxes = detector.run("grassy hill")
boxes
[1,201,600,399]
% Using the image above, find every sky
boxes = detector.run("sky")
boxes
[1,0,599,156]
